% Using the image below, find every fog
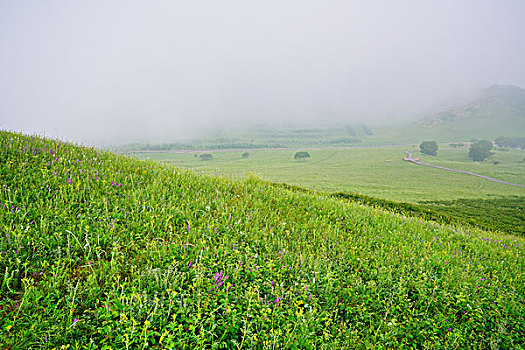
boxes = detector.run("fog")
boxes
[1,1,525,144]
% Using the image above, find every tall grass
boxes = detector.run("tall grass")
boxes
[1,131,524,349]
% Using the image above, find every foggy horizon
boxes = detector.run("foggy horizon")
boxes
[2,1,525,144]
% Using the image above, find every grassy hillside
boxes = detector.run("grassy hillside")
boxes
[402,85,525,142]
[135,146,525,235]
[1,131,525,349]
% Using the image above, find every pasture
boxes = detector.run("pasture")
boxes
[131,146,525,203]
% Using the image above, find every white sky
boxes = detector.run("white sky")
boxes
[1,0,525,143]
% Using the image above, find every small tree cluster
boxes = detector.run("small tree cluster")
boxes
[199,153,213,161]
[494,136,525,149]
[468,140,493,161]
[449,143,464,148]
[420,141,438,156]
[294,151,310,159]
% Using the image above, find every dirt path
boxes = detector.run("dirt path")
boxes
[404,151,525,187]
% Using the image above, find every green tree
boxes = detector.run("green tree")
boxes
[294,151,310,159]
[468,140,493,161]
[199,153,213,161]
[420,141,438,156]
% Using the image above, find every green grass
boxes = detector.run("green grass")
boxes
[134,146,525,235]
[420,196,525,236]
[2,131,525,349]
[132,146,525,203]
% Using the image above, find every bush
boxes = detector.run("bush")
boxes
[450,143,464,148]
[294,151,310,159]
[242,152,250,158]
[420,141,438,156]
[494,136,525,149]
[199,153,213,161]
[468,140,493,161]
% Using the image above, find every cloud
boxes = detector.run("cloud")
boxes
[1,0,524,143]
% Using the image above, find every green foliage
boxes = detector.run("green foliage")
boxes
[495,136,525,149]
[135,147,525,204]
[421,196,525,236]
[199,153,213,161]
[329,192,454,224]
[469,140,494,161]
[242,152,249,158]
[361,124,373,135]
[2,131,525,348]
[330,137,361,144]
[450,143,464,148]
[346,125,356,137]
[420,140,438,156]
[293,151,310,159]
[329,192,525,236]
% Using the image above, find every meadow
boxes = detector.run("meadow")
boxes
[132,146,525,203]
[2,131,525,349]
[133,146,525,235]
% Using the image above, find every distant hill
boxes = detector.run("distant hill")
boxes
[415,85,525,139]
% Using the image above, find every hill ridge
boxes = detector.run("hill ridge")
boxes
[417,84,525,130]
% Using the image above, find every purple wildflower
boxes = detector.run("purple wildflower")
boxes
[218,276,228,287]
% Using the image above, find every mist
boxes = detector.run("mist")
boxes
[1,0,525,144]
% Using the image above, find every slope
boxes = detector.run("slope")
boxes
[1,131,524,349]
[416,84,525,140]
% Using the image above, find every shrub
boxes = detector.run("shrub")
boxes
[450,143,464,148]
[242,152,249,158]
[294,151,310,159]
[199,153,213,161]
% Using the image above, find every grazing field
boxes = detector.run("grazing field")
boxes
[2,131,525,349]
[133,147,525,235]
[132,146,525,203]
